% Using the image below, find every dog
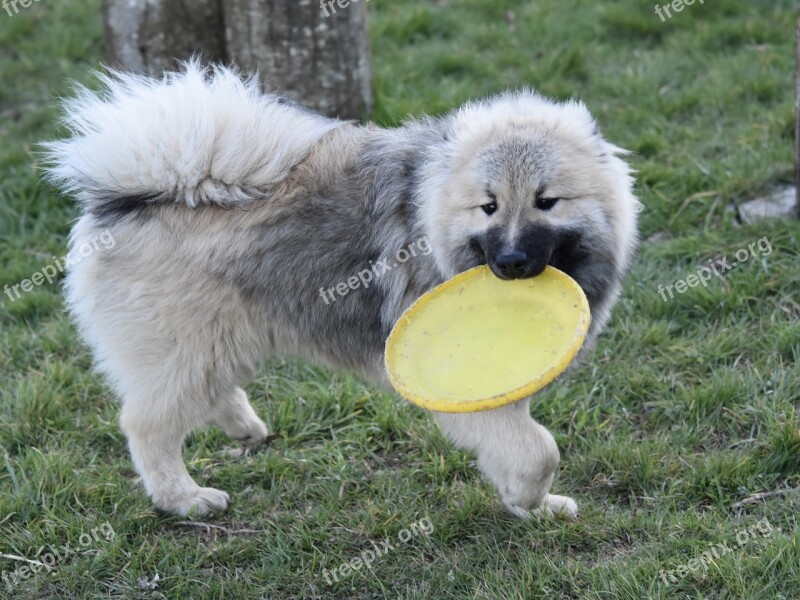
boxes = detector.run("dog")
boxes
[44,62,639,518]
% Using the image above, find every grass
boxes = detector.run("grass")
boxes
[1,0,799,598]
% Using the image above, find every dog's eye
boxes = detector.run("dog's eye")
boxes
[481,193,498,216]
[535,196,560,211]
[481,201,498,216]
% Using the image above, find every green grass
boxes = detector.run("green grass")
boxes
[1,0,799,598]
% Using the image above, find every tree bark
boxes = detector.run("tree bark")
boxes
[102,0,227,76]
[102,0,372,120]
[795,18,800,218]
[223,0,372,119]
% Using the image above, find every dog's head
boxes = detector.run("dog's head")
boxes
[417,91,640,334]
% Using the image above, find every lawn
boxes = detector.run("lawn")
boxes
[1,0,799,598]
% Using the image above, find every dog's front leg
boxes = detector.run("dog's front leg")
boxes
[434,399,578,519]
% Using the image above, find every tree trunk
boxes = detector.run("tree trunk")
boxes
[795,18,800,218]
[102,0,227,76]
[102,0,372,120]
[223,0,372,119]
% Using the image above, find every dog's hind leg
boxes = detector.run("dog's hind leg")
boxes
[64,215,266,516]
[120,384,231,516]
[212,386,269,445]
[434,399,578,519]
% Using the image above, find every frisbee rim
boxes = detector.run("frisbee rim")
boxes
[384,265,591,413]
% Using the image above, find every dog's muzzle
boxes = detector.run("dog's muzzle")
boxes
[492,250,550,280]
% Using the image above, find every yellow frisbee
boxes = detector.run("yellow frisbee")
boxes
[384,265,590,413]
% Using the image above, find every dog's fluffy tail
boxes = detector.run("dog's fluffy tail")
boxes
[43,61,343,210]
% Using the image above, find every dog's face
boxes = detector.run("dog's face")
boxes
[418,92,639,332]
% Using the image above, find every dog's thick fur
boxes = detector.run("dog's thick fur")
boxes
[45,63,639,518]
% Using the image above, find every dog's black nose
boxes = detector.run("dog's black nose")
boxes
[494,251,529,279]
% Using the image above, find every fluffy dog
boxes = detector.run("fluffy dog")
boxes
[45,63,638,517]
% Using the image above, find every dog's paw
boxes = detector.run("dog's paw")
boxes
[215,389,269,445]
[155,486,230,516]
[504,494,579,520]
[535,494,579,519]
[225,416,269,446]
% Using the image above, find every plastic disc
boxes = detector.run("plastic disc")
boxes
[384,265,590,413]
